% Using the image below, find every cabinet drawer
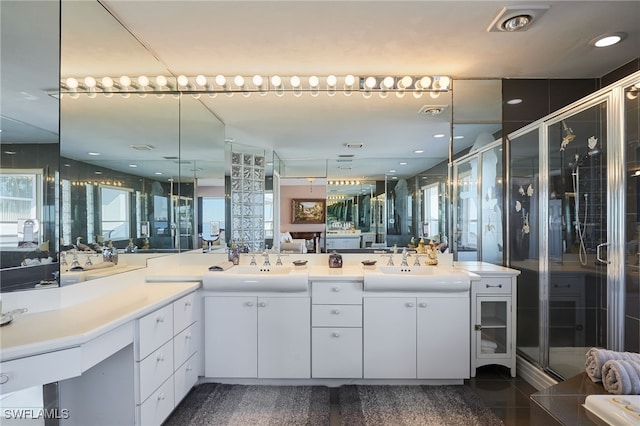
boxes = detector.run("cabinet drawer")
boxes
[0,348,81,394]
[312,281,362,304]
[174,322,198,369]
[475,278,511,294]
[139,376,174,426]
[174,352,199,406]
[138,304,174,360]
[312,305,362,327]
[139,340,174,403]
[312,328,362,378]
[174,292,198,334]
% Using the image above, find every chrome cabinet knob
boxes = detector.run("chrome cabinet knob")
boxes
[406,302,414,308]
[332,309,341,315]
[259,302,267,307]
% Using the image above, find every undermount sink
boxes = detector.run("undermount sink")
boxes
[203,265,308,292]
[364,265,470,292]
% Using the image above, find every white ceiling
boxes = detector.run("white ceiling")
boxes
[2,1,639,181]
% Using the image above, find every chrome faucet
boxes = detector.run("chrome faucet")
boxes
[382,254,394,266]
[262,251,271,266]
[401,248,416,267]
[70,254,81,269]
[413,254,423,266]
[249,253,257,266]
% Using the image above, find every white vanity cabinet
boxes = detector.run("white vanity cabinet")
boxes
[471,276,516,377]
[136,291,200,426]
[311,280,363,378]
[363,296,469,379]
[204,296,310,379]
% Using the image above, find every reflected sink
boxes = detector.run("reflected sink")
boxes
[203,265,308,292]
[364,265,470,292]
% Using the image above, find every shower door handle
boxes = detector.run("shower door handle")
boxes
[596,242,610,264]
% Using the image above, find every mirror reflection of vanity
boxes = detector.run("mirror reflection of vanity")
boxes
[1,0,503,296]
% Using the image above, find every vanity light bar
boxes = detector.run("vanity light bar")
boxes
[59,74,451,98]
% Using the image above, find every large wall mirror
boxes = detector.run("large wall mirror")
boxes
[0,1,60,291]
[1,0,502,294]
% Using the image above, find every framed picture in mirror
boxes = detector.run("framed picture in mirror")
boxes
[292,199,326,224]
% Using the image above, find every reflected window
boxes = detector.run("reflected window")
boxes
[62,179,71,244]
[264,192,273,239]
[423,183,440,239]
[201,197,225,240]
[101,186,131,240]
[0,170,42,248]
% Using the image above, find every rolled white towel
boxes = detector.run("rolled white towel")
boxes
[585,348,640,382]
[602,360,640,395]
[481,339,498,349]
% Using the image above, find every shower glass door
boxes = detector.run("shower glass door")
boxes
[546,100,608,379]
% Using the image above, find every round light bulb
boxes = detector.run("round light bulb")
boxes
[252,75,263,86]
[344,74,355,87]
[84,76,96,88]
[271,75,282,87]
[309,75,319,88]
[290,76,301,88]
[195,75,208,86]
[138,75,150,87]
[155,75,168,87]
[214,75,226,86]
[399,76,413,89]
[101,76,114,88]
[365,76,377,89]
[65,77,79,89]
[382,76,394,89]
[326,75,337,87]
[439,76,450,89]
[234,75,245,87]
[119,76,131,87]
[177,75,189,87]
[418,76,431,89]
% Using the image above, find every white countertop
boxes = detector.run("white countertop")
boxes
[0,281,199,362]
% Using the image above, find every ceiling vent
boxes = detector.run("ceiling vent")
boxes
[345,143,363,149]
[487,4,550,32]
[131,144,154,151]
[418,105,448,116]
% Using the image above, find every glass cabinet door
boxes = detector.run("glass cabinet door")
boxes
[475,296,511,357]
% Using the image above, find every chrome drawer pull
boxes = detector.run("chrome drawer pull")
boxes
[485,284,502,288]
[157,354,165,362]
[156,315,165,323]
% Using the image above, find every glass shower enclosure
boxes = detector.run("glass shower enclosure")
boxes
[509,71,640,380]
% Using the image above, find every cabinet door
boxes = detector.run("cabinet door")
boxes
[417,297,470,379]
[257,297,310,378]
[312,328,362,378]
[475,296,511,358]
[204,296,257,378]
[363,297,416,378]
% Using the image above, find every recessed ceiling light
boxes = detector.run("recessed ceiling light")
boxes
[487,5,549,33]
[155,172,163,175]
[507,98,523,105]
[94,171,102,175]
[224,138,236,143]
[391,176,398,180]
[453,135,465,140]
[389,169,396,173]
[88,152,100,156]
[399,162,408,165]
[4,150,16,155]
[433,133,445,138]
[414,149,424,154]
[591,32,627,48]
[129,164,138,168]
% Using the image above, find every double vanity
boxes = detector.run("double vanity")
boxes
[0,252,519,425]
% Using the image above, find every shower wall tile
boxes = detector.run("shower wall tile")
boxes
[624,316,640,353]
[502,79,597,135]
[601,58,640,87]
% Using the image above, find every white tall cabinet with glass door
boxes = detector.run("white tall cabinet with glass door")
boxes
[460,263,519,377]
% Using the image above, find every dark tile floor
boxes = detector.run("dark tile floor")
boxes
[466,365,538,425]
